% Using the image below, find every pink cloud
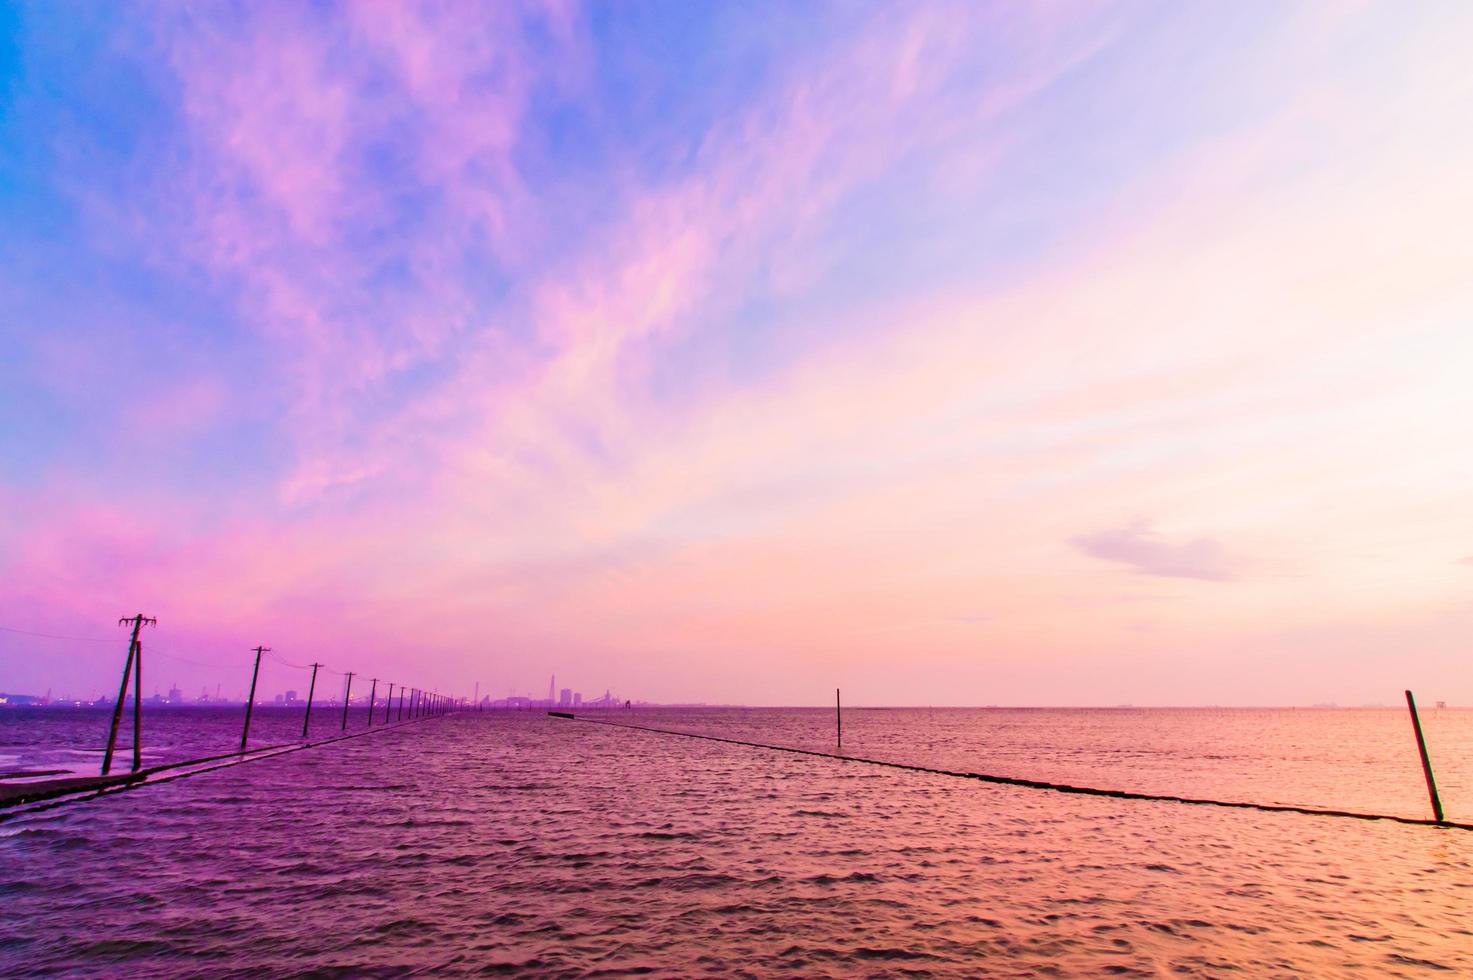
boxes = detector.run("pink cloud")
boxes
[9,4,1473,706]
[1071,522,1239,582]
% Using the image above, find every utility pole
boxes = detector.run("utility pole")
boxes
[341,672,355,731]
[397,685,405,721]
[366,678,378,727]
[302,663,322,738]
[240,646,268,752]
[382,682,393,725]
[130,629,144,772]
[102,614,154,776]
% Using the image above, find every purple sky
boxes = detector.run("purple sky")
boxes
[2,2,1472,705]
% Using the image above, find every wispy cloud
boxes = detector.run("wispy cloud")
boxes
[1071,522,1239,582]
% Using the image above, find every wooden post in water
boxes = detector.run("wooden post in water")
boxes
[1405,690,1445,823]
[102,616,152,778]
[382,682,393,725]
[130,637,144,772]
[366,678,378,727]
[302,662,322,738]
[101,635,138,776]
[240,646,267,752]
[397,686,405,721]
[836,688,842,750]
[340,672,355,731]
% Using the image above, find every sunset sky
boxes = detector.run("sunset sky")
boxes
[2,2,1471,705]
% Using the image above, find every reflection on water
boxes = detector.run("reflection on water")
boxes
[1,708,1470,975]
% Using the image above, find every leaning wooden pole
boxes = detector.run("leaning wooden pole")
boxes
[131,638,144,772]
[240,646,267,752]
[340,672,355,731]
[101,638,138,776]
[302,663,321,738]
[836,688,842,750]
[102,614,154,775]
[1405,690,1445,823]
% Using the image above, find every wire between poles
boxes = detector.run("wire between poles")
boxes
[0,624,114,643]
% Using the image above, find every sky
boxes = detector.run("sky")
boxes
[2,1,1471,706]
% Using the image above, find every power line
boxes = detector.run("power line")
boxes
[0,624,113,643]
[148,645,254,670]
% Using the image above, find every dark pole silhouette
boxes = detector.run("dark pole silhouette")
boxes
[1405,690,1445,823]
[102,615,154,775]
[366,678,378,727]
[836,688,842,750]
[102,637,138,775]
[397,686,405,721]
[382,682,393,725]
[240,646,268,752]
[130,635,144,772]
[302,663,322,738]
[340,672,355,731]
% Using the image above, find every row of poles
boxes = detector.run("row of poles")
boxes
[93,615,1449,823]
[100,614,466,777]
